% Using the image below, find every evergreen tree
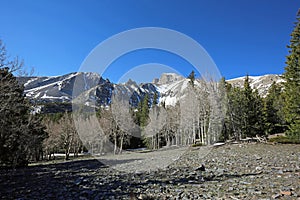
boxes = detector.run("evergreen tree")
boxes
[0,68,47,167]
[218,77,229,141]
[242,75,264,137]
[153,92,158,105]
[251,90,265,136]
[224,75,264,140]
[0,41,47,167]
[263,82,285,135]
[188,70,195,87]
[136,94,150,127]
[282,11,300,142]
[225,84,244,140]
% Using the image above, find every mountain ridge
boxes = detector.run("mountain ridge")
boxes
[17,72,283,112]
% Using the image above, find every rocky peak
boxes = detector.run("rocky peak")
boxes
[154,73,184,85]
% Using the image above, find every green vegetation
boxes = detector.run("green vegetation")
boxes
[222,76,265,140]
[188,70,195,87]
[221,11,300,143]
[136,94,150,127]
[282,11,300,143]
[268,135,300,144]
[263,82,285,135]
[191,143,203,147]
[0,42,47,167]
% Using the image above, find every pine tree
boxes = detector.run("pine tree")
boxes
[263,82,285,135]
[0,41,47,167]
[242,75,264,138]
[218,77,230,141]
[224,75,264,140]
[0,68,47,167]
[282,11,300,142]
[225,84,245,140]
[153,92,158,105]
[136,94,150,127]
[188,70,195,87]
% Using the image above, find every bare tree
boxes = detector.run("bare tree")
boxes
[195,80,211,145]
[59,113,77,160]
[179,83,200,145]
[73,113,109,155]
[0,40,25,73]
[43,118,61,160]
[144,105,167,149]
[165,104,180,146]
[111,92,139,154]
[205,79,226,144]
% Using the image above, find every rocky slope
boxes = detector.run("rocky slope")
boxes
[0,143,299,199]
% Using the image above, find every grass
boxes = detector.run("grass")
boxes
[268,135,300,144]
[191,143,203,147]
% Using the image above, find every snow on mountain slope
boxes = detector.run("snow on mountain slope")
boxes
[227,74,283,97]
[157,79,187,106]
[18,72,283,112]
[73,78,158,107]
[18,72,104,103]
[156,78,206,106]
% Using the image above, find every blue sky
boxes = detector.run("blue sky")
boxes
[0,0,299,83]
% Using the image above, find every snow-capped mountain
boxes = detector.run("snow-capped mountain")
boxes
[227,74,284,97]
[74,78,157,107]
[18,72,158,109]
[155,74,284,106]
[18,72,105,103]
[18,72,284,113]
[156,78,196,106]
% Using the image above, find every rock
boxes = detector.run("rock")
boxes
[74,177,83,185]
[195,164,205,171]
[277,170,284,174]
[281,190,292,196]
[1,144,300,199]
[272,193,282,199]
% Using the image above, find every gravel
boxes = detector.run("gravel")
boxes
[0,143,299,199]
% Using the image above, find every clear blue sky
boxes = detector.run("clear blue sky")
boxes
[0,0,299,83]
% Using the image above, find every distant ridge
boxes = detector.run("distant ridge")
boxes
[227,74,283,97]
[17,72,283,113]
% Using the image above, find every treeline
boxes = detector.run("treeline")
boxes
[222,76,285,140]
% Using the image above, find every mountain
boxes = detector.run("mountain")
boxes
[18,72,284,113]
[153,73,184,85]
[227,74,284,97]
[18,72,105,103]
[18,72,158,112]
[155,74,284,106]
[74,78,157,108]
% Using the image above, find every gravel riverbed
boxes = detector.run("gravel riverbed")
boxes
[0,143,299,199]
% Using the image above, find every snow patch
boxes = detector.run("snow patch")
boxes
[24,77,39,87]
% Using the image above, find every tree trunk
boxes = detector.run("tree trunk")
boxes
[114,133,117,155]
[119,134,124,154]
